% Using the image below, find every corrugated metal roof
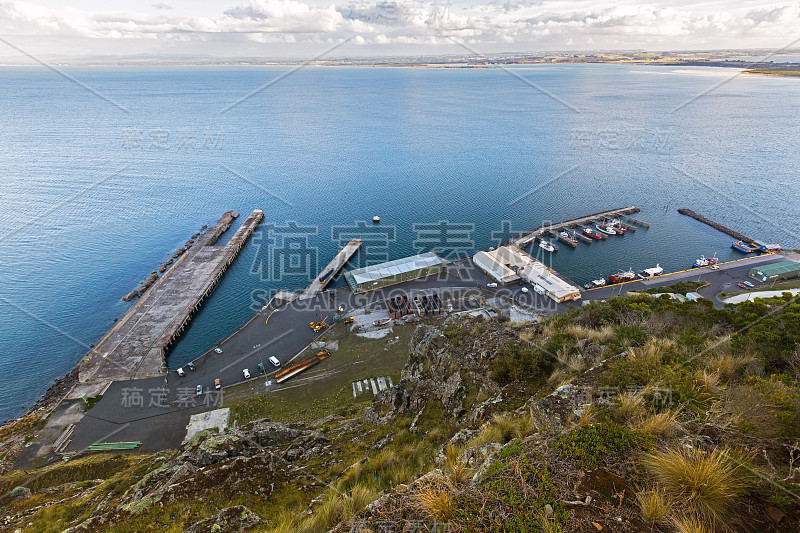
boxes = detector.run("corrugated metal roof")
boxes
[751,260,800,276]
[346,252,443,286]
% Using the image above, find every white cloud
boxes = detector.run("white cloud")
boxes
[0,0,797,56]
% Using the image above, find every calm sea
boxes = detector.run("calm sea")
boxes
[0,64,798,421]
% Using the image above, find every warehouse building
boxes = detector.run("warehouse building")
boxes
[345,252,443,293]
[472,245,581,303]
[749,260,800,282]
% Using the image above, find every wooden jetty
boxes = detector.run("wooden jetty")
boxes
[677,209,750,242]
[72,210,263,393]
[300,238,361,299]
[513,206,640,248]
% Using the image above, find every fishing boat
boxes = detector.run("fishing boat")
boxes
[638,264,663,279]
[607,219,628,234]
[692,254,718,268]
[539,240,558,252]
[558,231,578,247]
[608,268,636,284]
[595,223,617,236]
[584,279,607,289]
[732,241,758,253]
[582,227,604,240]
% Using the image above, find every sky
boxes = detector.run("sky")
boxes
[0,0,799,59]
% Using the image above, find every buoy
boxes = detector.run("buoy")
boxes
[372,216,380,223]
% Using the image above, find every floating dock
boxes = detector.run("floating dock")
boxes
[513,206,640,248]
[72,210,263,392]
[300,238,361,299]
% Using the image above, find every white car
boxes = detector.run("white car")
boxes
[487,283,498,288]
[176,367,185,377]
[242,368,251,379]
[196,385,202,396]
[743,281,754,288]
[214,347,222,354]
[268,356,281,367]
[520,287,529,293]
[710,265,720,270]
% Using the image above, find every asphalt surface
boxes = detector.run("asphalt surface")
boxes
[61,252,793,453]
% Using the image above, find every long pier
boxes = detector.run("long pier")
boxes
[678,209,752,242]
[513,206,641,248]
[72,210,263,393]
[301,239,361,299]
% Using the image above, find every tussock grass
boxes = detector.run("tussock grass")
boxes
[671,513,715,533]
[474,413,533,445]
[412,477,455,522]
[636,486,671,524]
[635,411,683,438]
[696,370,723,395]
[616,390,646,422]
[296,482,379,533]
[704,353,756,382]
[562,324,615,344]
[642,447,748,525]
[547,368,571,389]
[342,461,363,487]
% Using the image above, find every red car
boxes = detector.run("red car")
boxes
[737,283,748,290]
[214,378,221,390]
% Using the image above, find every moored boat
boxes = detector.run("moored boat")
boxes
[608,268,636,284]
[595,223,616,236]
[692,254,718,268]
[539,240,558,252]
[638,264,663,279]
[732,241,758,253]
[558,231,578,247]
[584,278,607,289]
[606,218,627,235]
[583,227,603,239]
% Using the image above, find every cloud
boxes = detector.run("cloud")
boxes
[0,0,797,54]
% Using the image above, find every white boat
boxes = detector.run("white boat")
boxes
[638,264,663,279]
[539,240,558,252]
[584,279,607,289]
[595,223,616,236]
[372,216,380,223]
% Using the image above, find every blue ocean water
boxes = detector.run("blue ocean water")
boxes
[0,64,798,422]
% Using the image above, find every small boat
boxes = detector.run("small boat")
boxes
[638,264,663,279]
[608,268,636,284]
[558,231,578,247]
[539,240,558,252]
[607,219,627,234]
[584,278,607,289]
[372,216,380,223]
[595,223,617,236]
[583,227,604,240]
[692,254,718,268]
[732,241,757,253]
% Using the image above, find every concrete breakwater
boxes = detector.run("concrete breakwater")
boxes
[70,210,263,398]
[678,209,753,243]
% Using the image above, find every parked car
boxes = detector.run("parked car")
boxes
[710,265,720,270]
[214,347,222,354]
[187,362,196,371]
[520,287,529,293]
[743,281,754,288]
[196,385,202,396]
[269,356,281,367]
[737,283,748,289]
[257,363,265,374]
[177,367,185,377]
[487,282,498,288]
[243,368,251,379]
[214,378,221,390]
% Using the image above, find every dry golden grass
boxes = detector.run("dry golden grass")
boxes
[696,370,723,395]
[562,323,615,344]
[547,368,571,389]
[342,461,363,487]
[671,513,715,533]
[629,339,669,364]
[642,447,748,525]
[567,354,588,373]
[616,390,646,422]
[474,413,534,445]
[296,482,379,533]
[704,353,756,382]
[636,486,671,524]
[413,477,455,522]
[635,410,683,438]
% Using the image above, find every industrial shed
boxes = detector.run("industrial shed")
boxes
[749,260,800,282]
[345,252,443,293]
[472,246,532,284]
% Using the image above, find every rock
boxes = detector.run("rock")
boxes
[363,406,381,426]
[765,504,785,525]
[182,505,261,533]
[159,265,166,273]
[458,442,502,470]
[9,486,31,500]
[545,503,554,518]
[121,290,139,302]
[310,414,344,427]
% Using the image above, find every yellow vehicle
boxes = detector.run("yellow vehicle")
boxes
[309,315,329,332]
[343,316,354,324]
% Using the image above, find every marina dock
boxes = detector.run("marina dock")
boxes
[300,238,361,299]
[513,206,641,248]
[72,210,263,393]
[678,209,751,242]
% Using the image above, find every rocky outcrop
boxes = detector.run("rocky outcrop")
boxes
[182,505,261,533]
